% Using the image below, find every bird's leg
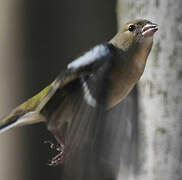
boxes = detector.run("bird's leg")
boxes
[46,120,69,166]
[49,136,65,166]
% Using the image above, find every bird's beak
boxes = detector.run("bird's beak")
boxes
[142,23,158,37]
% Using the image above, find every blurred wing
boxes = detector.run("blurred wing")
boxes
[63,90,138,180]
[39,44,138,180]
[63,60,112,180]
[39,43,114,136]
[37,43,114,114]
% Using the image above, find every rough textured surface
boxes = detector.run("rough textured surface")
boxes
[117,0,182,180]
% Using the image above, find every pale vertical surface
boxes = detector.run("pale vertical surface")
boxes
[0,0,25,180]
[117,0,182,180]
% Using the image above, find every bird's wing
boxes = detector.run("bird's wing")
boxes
[38,43,116,117]
[0,43,115,134]
[37,43,136,180]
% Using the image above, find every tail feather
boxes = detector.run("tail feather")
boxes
[0,111,44,134]
[0,112,21,134]
[0,118,19,134]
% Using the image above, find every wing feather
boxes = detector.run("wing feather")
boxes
[39,43,137,180]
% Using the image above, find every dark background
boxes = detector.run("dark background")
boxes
[22,1,116,179]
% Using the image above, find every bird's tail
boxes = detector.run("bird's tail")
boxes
[0,110,44,134]
[0,83,54,134]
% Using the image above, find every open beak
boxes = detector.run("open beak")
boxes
[142,23,158,37]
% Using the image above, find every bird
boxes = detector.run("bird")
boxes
[0,19,158,179]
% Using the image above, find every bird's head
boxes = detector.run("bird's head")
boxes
[111,19,158,51]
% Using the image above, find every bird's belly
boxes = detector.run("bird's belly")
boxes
[107,81,135,108]
[107,66,140,109]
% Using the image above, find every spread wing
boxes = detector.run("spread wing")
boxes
[39,43,138,180]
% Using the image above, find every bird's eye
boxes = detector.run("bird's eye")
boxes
[128,25,136,32]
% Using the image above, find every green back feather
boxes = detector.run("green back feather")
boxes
[17,83,52,112]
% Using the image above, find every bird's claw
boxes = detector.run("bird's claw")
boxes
[47,150,64,166]
[44,140,65,166]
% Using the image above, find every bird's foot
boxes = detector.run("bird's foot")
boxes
[48,150,64,166]
[44,140,65,166]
